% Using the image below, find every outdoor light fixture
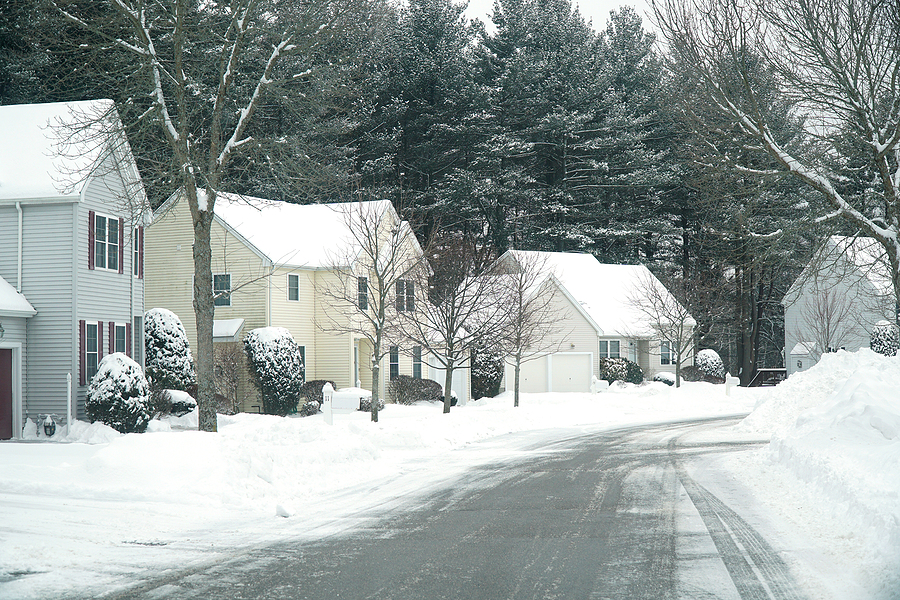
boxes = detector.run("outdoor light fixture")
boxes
[43,415,56,438]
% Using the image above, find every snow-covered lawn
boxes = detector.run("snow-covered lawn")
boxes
[1,349,898,599]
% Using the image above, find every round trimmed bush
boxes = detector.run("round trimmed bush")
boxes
[388,375,444,404]
[85,353,152,433]
[599,357,644,385]
[871,320,899,357]
[652,372,675,386]
[695,349,725,380]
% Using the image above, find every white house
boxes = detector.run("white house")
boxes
[783,236,896,375]
[145,193,469,410]
[496,251,695,393]
[0,100,149,438]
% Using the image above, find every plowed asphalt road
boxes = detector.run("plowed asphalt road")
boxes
[106,416,808,600]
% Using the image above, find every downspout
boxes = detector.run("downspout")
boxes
[16,202,23,292]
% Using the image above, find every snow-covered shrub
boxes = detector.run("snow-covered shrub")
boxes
[85,353,151,434]
[359,394,386,413]
[388,375,443,404]
[652,372,675,386]
[144,308,195,392]
[599,357,643,385]
[871,320,899,357]
[471,342,504,400]
[695,349,725,380]
[243,327,305,416]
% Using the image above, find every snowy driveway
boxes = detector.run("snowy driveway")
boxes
[98,417,809,600]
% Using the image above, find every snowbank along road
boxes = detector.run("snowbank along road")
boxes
[103,416,809,600]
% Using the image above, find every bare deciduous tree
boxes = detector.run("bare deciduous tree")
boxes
[652,0,900,321]
[628,271,697,387]
[399,236,508,413]
[496,251,568,408]
[793,288,856,362]
[317,200,422,422]
[54,0,381,431]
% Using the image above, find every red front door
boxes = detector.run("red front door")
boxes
[0,349,13,440]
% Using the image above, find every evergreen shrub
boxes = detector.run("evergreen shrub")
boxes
[359,394,386,413]
[244,327,305,416]
[599,357,644,385]
[144,308,195,391]
[387,375,444,404]
[695,349,725,381]
[85,353,152,433]
[652,372,675,386]
[871,320,900,357]
[471,343,504,400]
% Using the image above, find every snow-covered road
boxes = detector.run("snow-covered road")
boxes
[1,349,898,599]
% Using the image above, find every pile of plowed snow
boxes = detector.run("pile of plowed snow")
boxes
[738,349,900,594]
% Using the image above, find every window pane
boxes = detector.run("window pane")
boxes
[115,325,126,353]
[214,274,231,307]
[358,277,368,310]
[95,216,107,269]
[133,228,140,276]
[86,323,98,353]
[413,346,422,379]
[406,281,415,312]
[599,340,608,357]
[288,274,299,301]
[390,346,399,380]
[107,218,118,271]
[396,280,405,312]
[610,341,620,358]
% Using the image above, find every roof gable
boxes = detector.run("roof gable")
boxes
[503,250,695,338]
[0,100,130,202]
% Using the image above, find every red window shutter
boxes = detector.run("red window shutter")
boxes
[138,226,144,279]
[109,321,115,354]
[118,220,124,274]
[97,322,104,362]
[126,322,132,358]
[79,320,86,385]
[88,211,95,270]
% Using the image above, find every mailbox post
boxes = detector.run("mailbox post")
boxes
[322,382,334,425]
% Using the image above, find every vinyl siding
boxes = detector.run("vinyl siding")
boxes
[74,173,145,417]
[14,202,76,418]
[312,271,353,387]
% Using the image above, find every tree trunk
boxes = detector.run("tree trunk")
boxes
[443,362,454,414]
[370,345,380,423]
[514,354,521,407]
[193,207,216,432]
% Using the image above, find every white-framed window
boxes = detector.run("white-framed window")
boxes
[214,273,231,307]
[298,345,306,374]
[358,277,368,310]
[390,346,399,380]
[660,341,671,365]
[93,213,120,271]
[599,340,620,359]
[288,274,300,302]
[114,323,127,354]
[80,320,101,384]
[396,279,414,312]
[413,346,422,379]
[133,226,144,278]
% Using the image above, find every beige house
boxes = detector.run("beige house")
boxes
[145,193,436,412]
[496,251,695,392]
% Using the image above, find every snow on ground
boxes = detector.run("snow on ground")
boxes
[0,351,898,599]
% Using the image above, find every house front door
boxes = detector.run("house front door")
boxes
[0,349,13,440]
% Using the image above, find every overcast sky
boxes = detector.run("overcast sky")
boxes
[462,0,655,33]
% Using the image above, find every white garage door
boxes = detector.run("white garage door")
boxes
[549,353,592,392]
[505,353,592,393]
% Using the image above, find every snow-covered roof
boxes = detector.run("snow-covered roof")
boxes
[0,274,36,317]
[790,342,814,356]
[195,193,403,269]
[213,318,245,342]
[504,251,695,338]
[0,100,121,201]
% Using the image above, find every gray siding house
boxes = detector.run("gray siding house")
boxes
[0,100,148,438]
[783,236,896,375]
